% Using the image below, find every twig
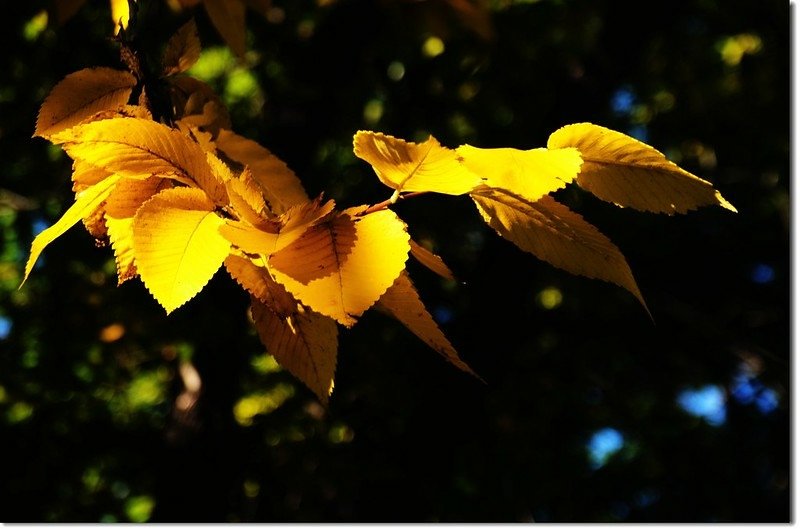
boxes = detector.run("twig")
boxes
[360,191,429,216]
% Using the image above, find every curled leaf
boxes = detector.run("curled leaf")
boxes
[547,123,736,214]
[409,239,454,281]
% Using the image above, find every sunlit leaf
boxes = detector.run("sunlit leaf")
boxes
[168,76,232,132]
[162,18,202,76]
[457,145,582,203]
[472,189,646,309]
[225,254,294,309]
[203,0,246,57]
[220,197,334,256]
[225,167,270,227]
[353,131,481,195]
[270,208,410,327]
[106,216,137,284]
[110,0,129,33]
[34,67,136,138]
[51,117,227,204]
[23,174,122,284]
[251,297,338,402]
[377,271,476,375]
[105,177,173,284]
[133,187,230,313]
[215,129,309,214]
[409,239,454,281]
[547,123,736,214]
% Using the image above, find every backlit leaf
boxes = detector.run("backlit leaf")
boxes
[162,18,202,76]
[169,76,232,131]
[270,208,410,327]
[225,254,295,310]
[472,189,646,309]
[133,187,230,313]
[110,0,129,33]
[105,177,173,284]
[354,131,481,195]
[251,297,338,402]
[547,123,736,214]
[23,174,122,284]
[409,239,454,281]
[457,145,582,203]
[35,67,136,138]
[106,216,136,284]
[52,117,227,204]
[203,0,246,57]
[225,167,270,227]
[215,129,309,214]
[377,272,476,375]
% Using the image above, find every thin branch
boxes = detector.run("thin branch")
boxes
[360,191,429,216]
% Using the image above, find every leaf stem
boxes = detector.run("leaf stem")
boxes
[360,191,429,216]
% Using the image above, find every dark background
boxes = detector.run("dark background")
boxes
[0,0,789,522]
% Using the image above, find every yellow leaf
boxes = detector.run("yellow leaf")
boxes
[22,174,122,284]
[353,130,481,195]
[203,0,247,57]
[104,177,173,284]
[225,254,295,310]
[457,145,582,203]
[34,67,136,138]
[219,221,279,255]
[472,189,647,310]
[270,208,410,327]
[225,167,270,227]
[51,117,228,204]
[251,297,338,402]
[377,271,477,376]
[215,129,308,214]
[71,159,111,192]
[133,187,230,313]
[110,0,129,33]
[106,216,137,284]
[547,123,736,214]
[168,76,232,131]
[162,18,202,76]
[409,239,454,281]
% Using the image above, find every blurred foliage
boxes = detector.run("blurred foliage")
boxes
[0,0,788,522]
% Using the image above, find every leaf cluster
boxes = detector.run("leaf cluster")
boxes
[25,16,734,402]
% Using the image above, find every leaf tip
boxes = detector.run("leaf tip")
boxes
[716,191,738,213]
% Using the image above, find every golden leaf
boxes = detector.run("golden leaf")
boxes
[225,167,270,227]
[215,129,309,214]
[105,177,173,284]
[110,0,129,33]
[162,18,202,76]
[457,145,582,203]
[168,76,232,132]
[106,216,136,284]
[51,117,228,204]
[23,174,122,284]
[251,297,338,402]
[34,67,136,138]
[225,254,294,310]
[353,131,481,195]
[203,0,246,57]
[409,239,454,281]
[547,123,736,214]
[270,208,410,327]
[133,187,230,313]
[377,271,477,376]
[472,189,647,310]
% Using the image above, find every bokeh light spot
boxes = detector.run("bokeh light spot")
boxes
[676,385,726,426]
[587,427,624,469]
